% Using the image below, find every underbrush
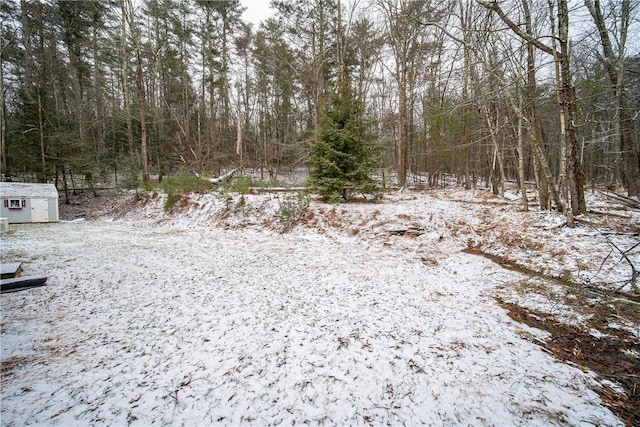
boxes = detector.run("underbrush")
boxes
[277,192,310,231]
[161,172,211,211]
[219,176,290,194]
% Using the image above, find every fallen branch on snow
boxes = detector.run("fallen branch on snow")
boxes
[588,209,632,219]
[387,227,426,237]
[598,190,640,209]
[248,186,308,193]
[194,168,237,184]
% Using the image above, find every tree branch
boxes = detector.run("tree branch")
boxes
[475,0,555,56]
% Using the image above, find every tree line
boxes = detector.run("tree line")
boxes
[1,0,638,211]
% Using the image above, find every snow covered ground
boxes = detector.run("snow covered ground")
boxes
[1,188,636,426]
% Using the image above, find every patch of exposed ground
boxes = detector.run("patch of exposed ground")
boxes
[58,189,131,220]
[463,230,639,427]
[464,246,640,305]
[497,299,640,427]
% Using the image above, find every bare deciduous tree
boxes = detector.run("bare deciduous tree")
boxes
[585,0,640,196]
[478,0,586,215]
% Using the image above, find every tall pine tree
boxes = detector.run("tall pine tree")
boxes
[307,82,381,202]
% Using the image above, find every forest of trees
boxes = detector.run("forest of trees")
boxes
[1,0,639,212]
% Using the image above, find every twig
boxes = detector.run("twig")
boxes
[591,248,614,283]
[586,216,640,294]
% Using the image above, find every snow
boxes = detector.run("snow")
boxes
[0,182,58,199]
[2,188,635,426]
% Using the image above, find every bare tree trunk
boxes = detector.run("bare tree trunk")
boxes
[65,45,85,164]
[126,0,150,187]
[398,71,408,188]
[92,26,105,166]
[547,0,570,212]
[482,105,505,197]
[121,2,135,164]
[312,8,326,129]
[516,88,529,211]
[558,0,586,214]
[134,50,150,187]
[522,0,551,209]
[37,91,46,182]
[585,0,640,196]
[20,0,34,90]
[460,0,472,190]
[236,111,243,165]
[0,41,6,175]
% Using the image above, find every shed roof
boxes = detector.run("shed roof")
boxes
[0,182,59,199]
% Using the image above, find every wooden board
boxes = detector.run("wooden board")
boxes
[1,276,47,293]
[0,262,22,279]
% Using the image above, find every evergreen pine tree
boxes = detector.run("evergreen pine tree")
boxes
[307,82,381,202]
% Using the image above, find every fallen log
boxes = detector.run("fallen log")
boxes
[588,209,632,219]
[598,190,640,209]
[387,227,426,237]
[248,186,308,194]
[195,168,237,184]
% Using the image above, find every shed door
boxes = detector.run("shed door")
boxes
[30,198,49,222]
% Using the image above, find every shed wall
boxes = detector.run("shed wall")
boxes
[0,198,59,223]
[0,200,32,223]
[0,183,59,223]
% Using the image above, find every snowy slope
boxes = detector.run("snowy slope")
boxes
[1,189,634,426]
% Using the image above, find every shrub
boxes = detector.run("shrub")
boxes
[216,175,292,195]
[277,192,310,229]
[231,176,254,193]
[161,172,211,211]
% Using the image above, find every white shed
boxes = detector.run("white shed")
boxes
[0,182,59,223]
